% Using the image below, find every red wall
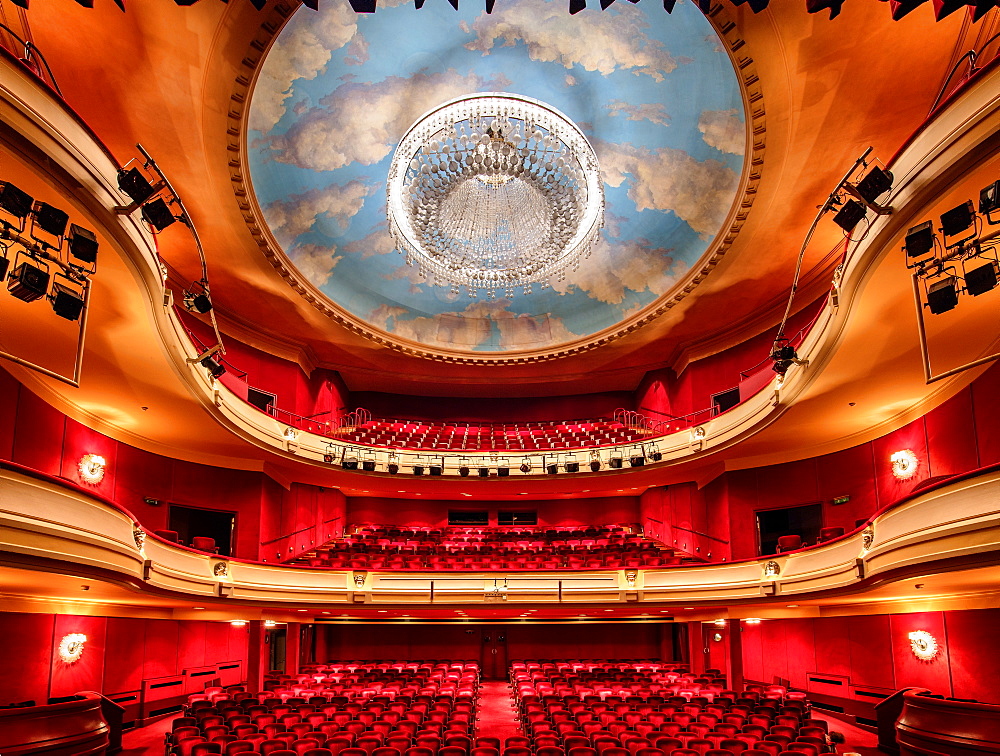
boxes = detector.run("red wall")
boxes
[0,368,346,562]
[641,360,1000,561]
[741,607,1000,704]
[346,496,641,528]
[0,612,248,705]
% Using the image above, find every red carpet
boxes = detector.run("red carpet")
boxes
[475,680,523,742]
[120,715,170,755]
[818,712,881,756]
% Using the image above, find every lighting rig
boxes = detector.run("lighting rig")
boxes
[114,144,225,379]
[905,180,1000,382]
[0,179,99,385]
[771,148,894,377]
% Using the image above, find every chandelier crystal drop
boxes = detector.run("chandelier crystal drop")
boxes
[387,93,604,298]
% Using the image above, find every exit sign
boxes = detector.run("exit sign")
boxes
[832,495,851,505]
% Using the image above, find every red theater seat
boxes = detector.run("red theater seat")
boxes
[775,536,802,552]
[155,529,181,542]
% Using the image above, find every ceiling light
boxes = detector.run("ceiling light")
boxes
[8,260,49,303]
[387,93,604,299]
[264,620,278,627]
[68,225,99,265]
[141,198,177,232]
[926,276,959,314]
[0,182,33,224]
[230,620,248,627]
[965,259,999,296]
[854,166,893,203]
[33,202,69,237]
[904,221,935,259]
[833,199,866,232]
[117,167,156,204]
[940,200,976,238]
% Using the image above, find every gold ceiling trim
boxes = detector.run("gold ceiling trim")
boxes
[227,1,765,365]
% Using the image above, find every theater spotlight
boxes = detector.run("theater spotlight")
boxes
[342,452,359,470]
[940,200,976,243]
[429,461,443,476]
[141,197,177,232]
[980,180,1000,218]
[411,461,425,476]
[50,280,85,321]
[965,258,999,297]
[629,449,646,467]
[833,199,866,232]
[771,340,804,376]
[387,454,400,475]
[32,201,69,238]
[519,457,532,474]
[117,167,156,205]
[184,282,213,314]
[648,444,663,462]
[905,221,936,261]
[68,225,99,266]
[323,453,335,464]
[546,461,559,475]
[0,182,34,228]
[589,451,602,472]
[200,354,226,378]
[8,258,49,302]
[609,451,624,469]
[496,460,510,477]
[362,454,376,472]
[855,166,893,203]
[926,276,959,314]
[565,457,580,473]
[477,466,490,478]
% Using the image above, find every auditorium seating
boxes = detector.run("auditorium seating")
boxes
[335,417,651,452]
[288,525,695,570]
[170,663,479,756]
[509,662,824,756]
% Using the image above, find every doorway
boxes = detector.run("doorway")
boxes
[481,627,508,680]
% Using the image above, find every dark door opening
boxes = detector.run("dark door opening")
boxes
[480,627,508,679]
[756,501,823,555]
[168,504,236,555]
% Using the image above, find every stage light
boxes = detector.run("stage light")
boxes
[965,260,999,296]
[8,260,49,302]
[51,285,85,321]
[940,200,976,238]
[629,454,645,467]
[412,463,425,476]
[980,180,1000,216]
[323,454,335,464]
[649,445,663,462]
[855,166,893,203]
[362,455,376,472]
[459,458,471,477]
[589,451,602,472]
[33,202,69,238]
[833,199,866,232]
[387,455,400,475]
[117,167,156,204]
[429,463,443,476]
[519,458,532,473]
[343,453,359,470]
[926,276,959,314]
[0,254,8,282]
[904,221,935,259]
[478,466,489,477]
[771,341,801,376]
[0,182,34,224]
[185,289,213,314]
[141,198,177,231]
[497,464,509,477]
[609,453,623,469]
[68,225,98,265]
[546,462,559,475]
[565,459,580,473]
[200,355,225,378]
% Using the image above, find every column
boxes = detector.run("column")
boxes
[687,621,705,674]
[726,619,744,692]
[286,622,301,675]
[247,620,266,693]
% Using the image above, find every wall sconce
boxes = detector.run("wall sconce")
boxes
[712,632,723,642]
[78,453,107,484]
[58,633,87,663]
[908,630,939,661]
[890,449,919,479]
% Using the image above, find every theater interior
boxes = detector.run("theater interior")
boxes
[0,0,999,754]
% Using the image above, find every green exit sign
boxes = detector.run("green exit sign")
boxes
[832,495,851,505]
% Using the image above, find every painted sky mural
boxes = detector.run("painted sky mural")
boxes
[247,0,746,353]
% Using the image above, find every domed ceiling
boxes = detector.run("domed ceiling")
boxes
[246,0,746,355]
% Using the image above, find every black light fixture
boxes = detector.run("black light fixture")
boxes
[496,465,509,477]
[141,198,177,232]
[546,462,559,475]
[477,466,490,478]
[519,458,532,474]
[117,167,156,205]
[33,202,69,238]
[459,459,471,477]
[609,454,624,469]
[629,453,646,467]
[50,283,85,321]
[0,182,34,226]
[8,260,49,302]
[565,459,580,473]
[771,341,799,375]
[68,225,99,265]
[926,276,959,314]
[362,456,376,472]
[342,453,359,470]
[940,200,976,239]
[200,354,226,378]
[965,260,999,296]
[387,455,400,475]
[0,254,9,282]
[979,180,1000,217]
[589,451,602,472]
[412,463,425,476]
[833,199,866,232]
[855,166,893,203]
[185,286,213,314]
[904,221,936,260]
[323,454,335,464]
[429,462,443,476]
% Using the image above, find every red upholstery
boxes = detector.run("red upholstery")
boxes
[155,529,180,542]
[775,535,802,552]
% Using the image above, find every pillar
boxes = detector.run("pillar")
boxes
[726,619,744,692]
[247,620,266,693]
[314,624,329,665]
[286,622,301,675]
[687,621,705,674]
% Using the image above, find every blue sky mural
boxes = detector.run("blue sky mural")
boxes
[247,0,746,353]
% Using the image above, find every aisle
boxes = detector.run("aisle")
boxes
[476,680,523,742]
[818,713,881,756]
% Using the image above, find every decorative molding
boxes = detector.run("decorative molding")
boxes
[225,2,765,365]
[213,561,229,578]
[133,525,146,550]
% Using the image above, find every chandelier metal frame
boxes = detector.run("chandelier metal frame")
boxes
[387,93,604,298]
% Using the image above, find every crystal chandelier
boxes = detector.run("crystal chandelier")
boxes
[387,93,604,298]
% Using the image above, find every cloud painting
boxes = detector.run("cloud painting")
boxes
[247,0,746,353]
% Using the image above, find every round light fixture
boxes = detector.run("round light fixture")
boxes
[908,630,939,660]
[387,93,604,298]
[78,453,107,484]
[58,633,87,663]
[890,449,919,479]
